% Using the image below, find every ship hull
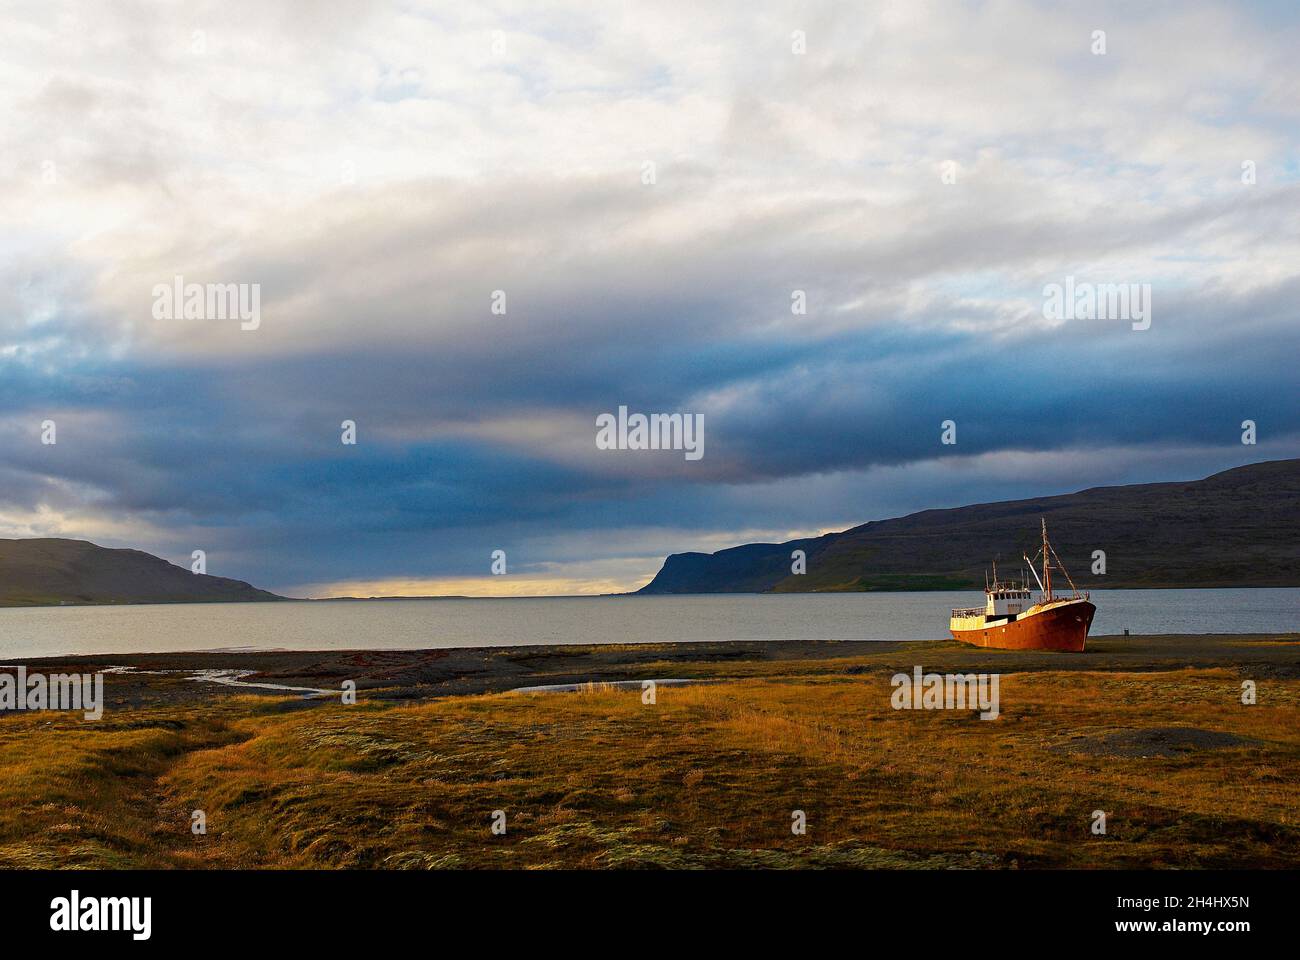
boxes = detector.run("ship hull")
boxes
[950,600,1095,652]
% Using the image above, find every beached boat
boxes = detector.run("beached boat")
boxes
[949,519,1095,651]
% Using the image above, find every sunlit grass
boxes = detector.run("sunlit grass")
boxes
[2,663,1297,869]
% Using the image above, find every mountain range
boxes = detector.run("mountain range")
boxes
[638,459,1300,593]
[1,459,1296,605]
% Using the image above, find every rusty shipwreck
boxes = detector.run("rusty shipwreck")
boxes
[948,519,1095,652]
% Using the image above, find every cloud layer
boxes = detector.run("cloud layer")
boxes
[3,0,1298,594]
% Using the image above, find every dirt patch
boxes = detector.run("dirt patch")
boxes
[1050,726,1260,758]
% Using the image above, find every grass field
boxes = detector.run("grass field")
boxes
[1,635,1297,869]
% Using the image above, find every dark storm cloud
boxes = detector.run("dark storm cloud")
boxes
[3,256,1296,590]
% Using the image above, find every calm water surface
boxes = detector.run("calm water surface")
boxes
[0,589,1296,660]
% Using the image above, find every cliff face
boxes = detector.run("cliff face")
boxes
[0,538,285,606]
[639,459,1300,593]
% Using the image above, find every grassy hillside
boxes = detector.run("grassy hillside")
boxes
[0,538,284,607]
[639,459,1300,593]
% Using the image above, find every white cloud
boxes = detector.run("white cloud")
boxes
[2,0,1297,586]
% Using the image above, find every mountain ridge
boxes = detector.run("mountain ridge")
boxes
[638,458,1300,593]
[0,538,285,607]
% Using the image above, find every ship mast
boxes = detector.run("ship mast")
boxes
[1041,518,1053,602]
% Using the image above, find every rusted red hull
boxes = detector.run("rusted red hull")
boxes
[951,600,1095,652]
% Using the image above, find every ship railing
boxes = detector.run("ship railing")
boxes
[950,606,985,618]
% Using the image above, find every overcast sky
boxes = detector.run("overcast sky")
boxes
[2,0,1297,596]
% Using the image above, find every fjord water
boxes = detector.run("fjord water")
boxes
[0,589,1296,660]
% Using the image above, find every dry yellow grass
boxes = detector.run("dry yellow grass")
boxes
[3,660,1295,869]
